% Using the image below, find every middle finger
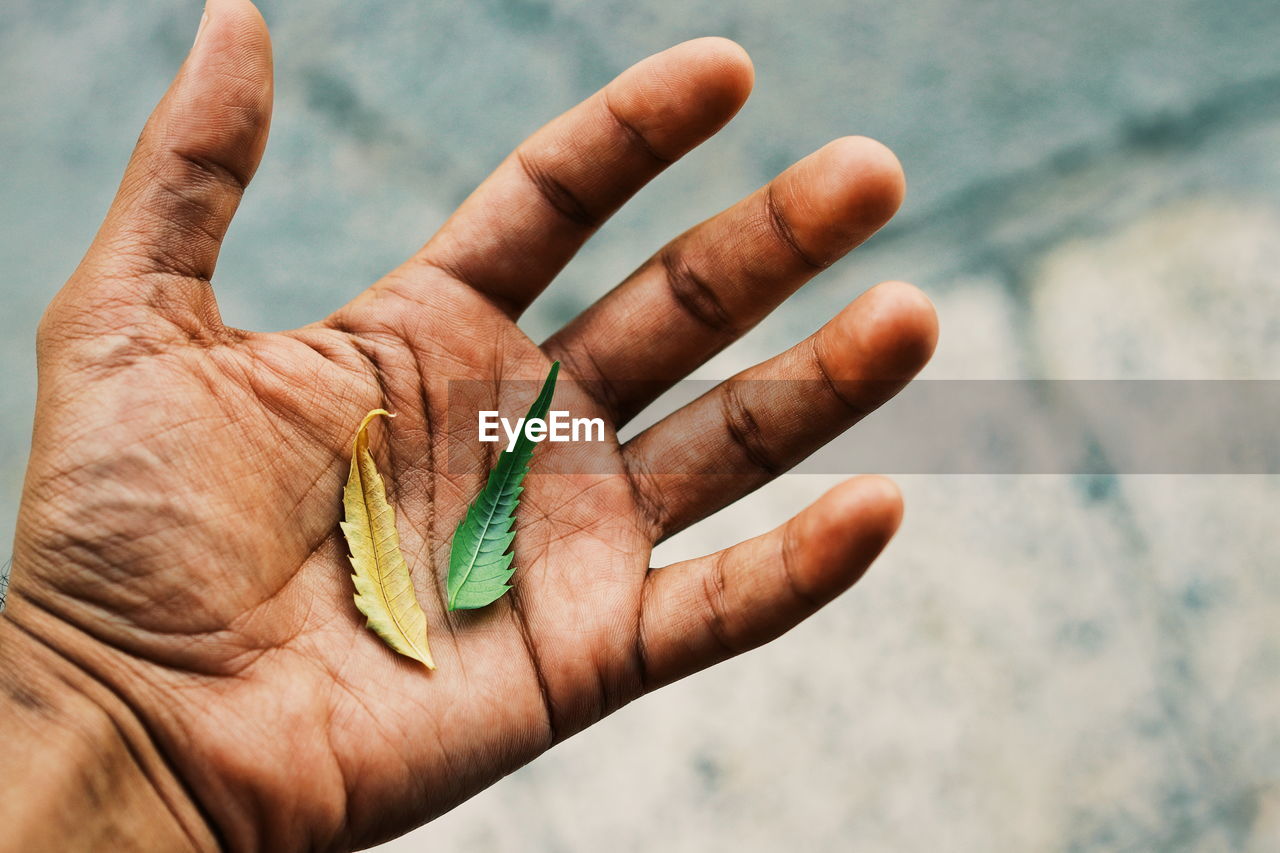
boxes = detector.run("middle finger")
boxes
[543,135,905,425]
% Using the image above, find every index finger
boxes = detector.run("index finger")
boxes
[376,38,754,318]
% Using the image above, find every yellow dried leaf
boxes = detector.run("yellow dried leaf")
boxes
[339,409,435,669]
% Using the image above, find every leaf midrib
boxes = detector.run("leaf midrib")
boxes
[358,449,424,657]
[450,448,522,606]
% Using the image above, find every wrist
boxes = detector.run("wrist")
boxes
[0,600,217,852]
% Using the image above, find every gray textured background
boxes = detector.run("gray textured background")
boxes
[3,1,1280,850]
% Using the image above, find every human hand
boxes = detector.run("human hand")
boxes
[0,1,937,850]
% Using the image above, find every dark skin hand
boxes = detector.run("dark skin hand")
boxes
[0,1,938,850]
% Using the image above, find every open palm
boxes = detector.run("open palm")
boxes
[6,2,937,850]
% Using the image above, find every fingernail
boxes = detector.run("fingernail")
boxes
[192,9,209,49]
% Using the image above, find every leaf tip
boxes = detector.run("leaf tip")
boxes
[354,408,396,438]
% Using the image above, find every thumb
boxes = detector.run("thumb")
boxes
[59,0,273,333]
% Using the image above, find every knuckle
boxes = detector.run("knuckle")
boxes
[700,554,738,656]
[719,383,782,477]
[659,247,738,338]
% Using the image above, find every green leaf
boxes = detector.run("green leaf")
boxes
[447,362,560,611]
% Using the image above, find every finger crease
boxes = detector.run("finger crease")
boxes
[764,183,826,270]
[779,518,824,611]
[620,451,669,542]
[172,149,250,197]
[660,248,738,337]
[600,91,675,166]
[700,550,738,656]
[720,383,783,477]
[809,337,875,421]
[633,583,653,693]
[552,345,627,424]
[515,149,602,230]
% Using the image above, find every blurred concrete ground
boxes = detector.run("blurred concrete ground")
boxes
[3,0,1279,849]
